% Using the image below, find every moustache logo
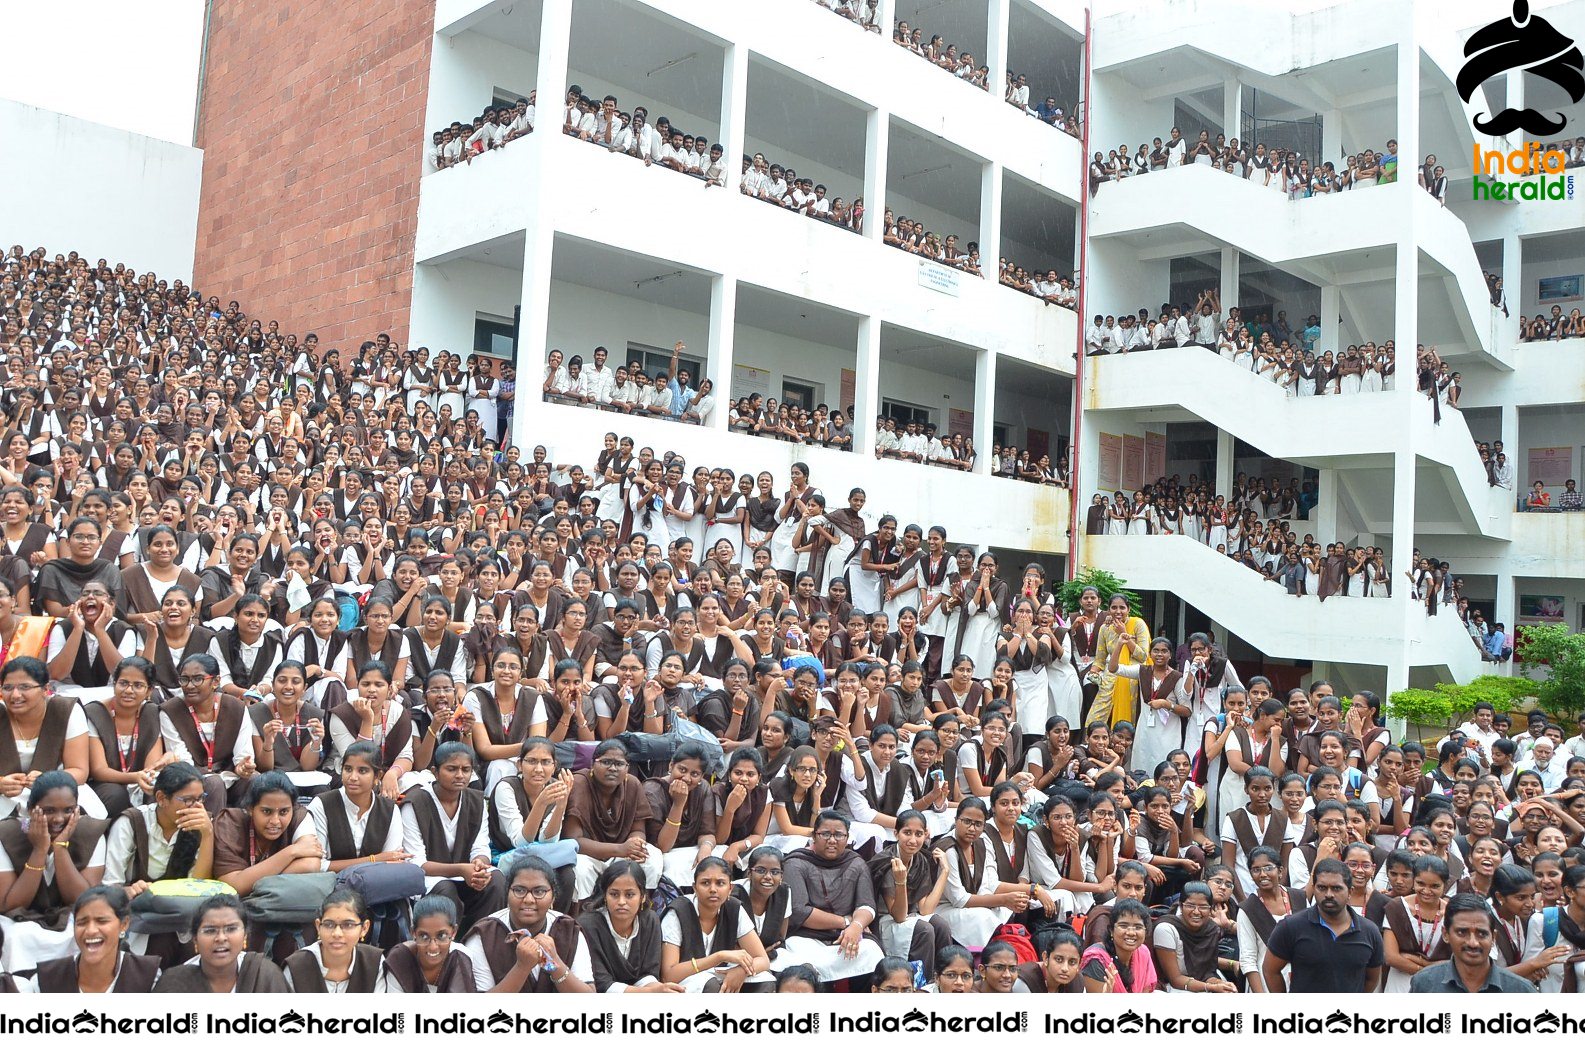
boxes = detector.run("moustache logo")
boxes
[1457,0,1583,136]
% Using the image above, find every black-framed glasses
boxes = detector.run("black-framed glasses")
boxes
[749,866,783,878]
[508,884,554,901]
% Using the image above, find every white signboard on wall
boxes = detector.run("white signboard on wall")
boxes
[917,261,962,297]
[732,363,771,400]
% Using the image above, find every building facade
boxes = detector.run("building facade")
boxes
[185,0,1585,700]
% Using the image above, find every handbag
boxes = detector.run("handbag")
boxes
[335,861,425,905]
[243,871,340,926]
[128,878,234,934]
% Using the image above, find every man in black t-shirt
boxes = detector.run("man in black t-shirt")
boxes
[1263,859,1385,993]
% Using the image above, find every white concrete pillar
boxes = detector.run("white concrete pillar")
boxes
[1387,447,1416,697]
[1321,108,1342,168]
[974,349,998,477]
[718,43,748,195]
[1219,246,1240,319]
[854,316,883,457]
[706,275,736,432]
[979,160,1003,273]
[1214,429,1235,496]
[1319,284,1340,355]
[986,0,1010,109]
[512,0,573,453]
[1494,571,1515,659]
[863,108,889,243]
[1223,78,1242,144]
[1314,467,1339,539]
[533,0,572,145]
[1498,231,1521,346]
[875,0,897,36]
[1394,25,1419,198]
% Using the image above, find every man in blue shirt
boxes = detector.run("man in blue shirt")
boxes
[665,340,695,423]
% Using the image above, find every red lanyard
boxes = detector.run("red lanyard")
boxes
[117,715,139,771]
[1412,910,1442,956]
[187,704,216,768]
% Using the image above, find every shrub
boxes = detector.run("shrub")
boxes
[1057,567,1140,617]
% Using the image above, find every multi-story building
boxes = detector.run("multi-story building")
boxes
[178,0,1585,700]
[1080,0,1584,700]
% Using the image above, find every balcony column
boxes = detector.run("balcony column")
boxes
[1321,108,1342,169]
[1219,247,1240,320]
[863,108,889,243]
[719,43,748,195]
[974,349,997,477]
[1313,467,1339,539]
[854,316,883,456]
[1498,231,1521,345]
[875,0,897,37]
[1320,283,1341,353]
[979,160,1003,272]
[986,0,1010,108]
[1214,429,1235,496]
[706,275,736,432]
[1494,571,1515,666]
[1223,78,1242,143]
[512,0,573,453]
[532,0,572,146]
[1388,20,1420,667]
[1386,447,1416,700]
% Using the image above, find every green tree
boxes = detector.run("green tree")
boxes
[1518,623,1585,720]
[1056,567,1140,617]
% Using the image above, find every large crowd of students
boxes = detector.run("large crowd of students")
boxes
[0,243,1577,999]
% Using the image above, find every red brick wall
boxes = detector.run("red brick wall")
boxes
[192,0,433,348]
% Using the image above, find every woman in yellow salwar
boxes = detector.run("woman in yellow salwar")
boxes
[1095,594,1150,727]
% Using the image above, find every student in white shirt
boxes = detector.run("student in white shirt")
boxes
[582,347,616,406]
[608,368,641,414]
[1165,128,1187,167]
[1085,315,1108,356]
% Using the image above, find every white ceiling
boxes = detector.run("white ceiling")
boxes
[550,233,714,314]
[745,55,869,179]
[1008,0,1085,111]
[881,323,980,381]
[735,283,863,349]
[470,0,733,124]
[887,116,984,223]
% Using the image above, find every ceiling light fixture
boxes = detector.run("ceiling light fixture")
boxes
[647,52,697,78]
[635,269,687,289]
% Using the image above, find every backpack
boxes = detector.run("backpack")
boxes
[336,594,362,632]
[128,878,234,934]
[989,921,1037,963]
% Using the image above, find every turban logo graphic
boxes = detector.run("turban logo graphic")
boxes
[1457,0,1583,136]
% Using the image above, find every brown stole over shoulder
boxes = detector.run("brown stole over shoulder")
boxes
[36,951,160,993]
[0,816,110,925]
[380,943,476,993]
[159,695,247,774]
[1228,808,1288,860]
[473,913,581,991]
[283,943,382,992]
[1239,889,1305,944]
[1384,897,1451,964]
[0,696,76,776]
[329,699,413,770]
[407,788,485,865]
